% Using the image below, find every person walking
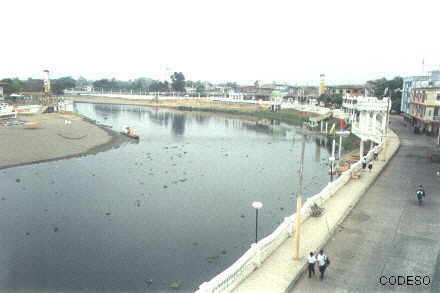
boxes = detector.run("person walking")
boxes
[361,156,367,170]
[373,150,378,160]
[307,252,316,278]
[368,161,373,172]
[317,249,330,280]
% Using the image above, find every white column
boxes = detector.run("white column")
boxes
[360,139,364,158]
[338,135,342,159]
[325,122,328,134]
[320,121,323,133]
[332,139,336,158]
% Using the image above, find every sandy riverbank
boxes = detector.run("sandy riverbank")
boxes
[0,112,132,170]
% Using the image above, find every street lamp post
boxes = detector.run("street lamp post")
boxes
[329,156,335,182]
[252,201,263,243]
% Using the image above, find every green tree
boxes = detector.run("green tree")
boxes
[1,78,24,96]
[368,76,403,113]
[170,72,185,92]
[51,77,76,95]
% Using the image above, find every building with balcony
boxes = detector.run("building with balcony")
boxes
[404,71,440,134]
[326,84,375,97]
[408,87,440,133]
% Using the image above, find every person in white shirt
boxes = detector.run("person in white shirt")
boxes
[362,157,367,170]
[317,249,329,280]
[307,252,316,278]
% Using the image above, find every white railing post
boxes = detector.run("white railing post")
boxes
[196,282,211,293]
[285,216,294,237]
[251,243,262,268]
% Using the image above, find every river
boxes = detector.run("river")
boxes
[0,103,332,292]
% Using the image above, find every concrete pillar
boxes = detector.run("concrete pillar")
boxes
[325,122,328,134]
[320,121,323,133]
[360,139,364,157]
[338,135,342,160]
[332,139,336,159]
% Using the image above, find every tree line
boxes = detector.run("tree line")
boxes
[0,72,191,95]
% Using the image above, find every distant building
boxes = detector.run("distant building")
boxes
[403,71,440,134]
[326,84,375,97]
[239,85,273,101]
[184,87,197,94]
[288,86,319,103]
[227,90,244,100]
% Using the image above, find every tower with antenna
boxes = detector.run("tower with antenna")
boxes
[319,74,325,96]
[40,69,57,108]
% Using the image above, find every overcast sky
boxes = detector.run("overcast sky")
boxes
[1,0,439,85]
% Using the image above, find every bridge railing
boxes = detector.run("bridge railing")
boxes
[196,144,383,293]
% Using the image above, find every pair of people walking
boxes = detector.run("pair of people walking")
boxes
[361,156,373,171]
[307,250,330,280]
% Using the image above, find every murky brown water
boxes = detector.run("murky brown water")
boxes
[0,103,332,292]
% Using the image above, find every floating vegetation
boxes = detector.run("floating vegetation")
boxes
[15,178,20,183]
[179,179,187,182]
[169,281,181,289]
[221,250,227,255]
[192,242,198,246]
[1,197,5,201]
[206,255,219,262]
[240,214,245,218]
[105,212,111,216]
[135,200,141,207]
[53,227,59,232]
[25,232,31,236]
[145,279,153,285]
[163,185,168,189]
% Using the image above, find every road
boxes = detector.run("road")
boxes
[290,115,440,292]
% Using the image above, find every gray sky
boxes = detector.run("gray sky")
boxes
[1,0,439,85]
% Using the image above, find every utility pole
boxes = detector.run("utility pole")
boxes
[293,132,306,260]
[381,97,391,161]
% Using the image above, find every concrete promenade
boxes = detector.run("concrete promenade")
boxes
[290,116,440,292]
[232,119,401,293]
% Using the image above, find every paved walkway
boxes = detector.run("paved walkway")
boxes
[290,116,440,292]
[232,118,401,293]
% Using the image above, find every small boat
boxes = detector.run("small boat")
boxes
[121,126,139,140]
[121,131,139,140]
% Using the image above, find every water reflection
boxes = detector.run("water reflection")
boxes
[171,113,186,136]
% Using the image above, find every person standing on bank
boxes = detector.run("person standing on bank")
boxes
[373,149,378,160]
[307,252,316,278]
[317,249,330,280]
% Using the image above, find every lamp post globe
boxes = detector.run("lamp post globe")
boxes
[252,201,263,244]
[252,201,263,209]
